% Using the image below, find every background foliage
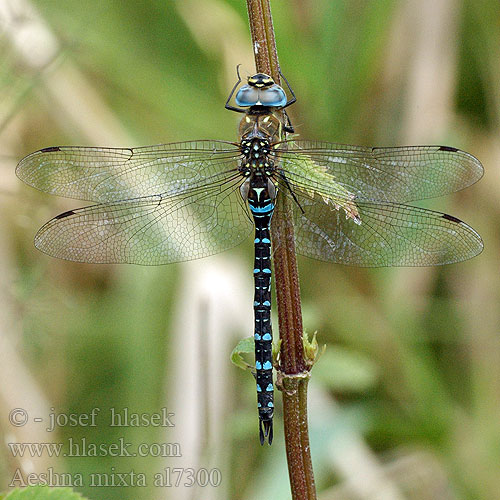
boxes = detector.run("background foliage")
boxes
[1,1,498,499]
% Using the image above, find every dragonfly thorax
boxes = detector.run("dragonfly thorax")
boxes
[239,113,283,143]
[240,137,274,175]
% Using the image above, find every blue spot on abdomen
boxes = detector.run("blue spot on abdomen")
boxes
[250,203,275,214]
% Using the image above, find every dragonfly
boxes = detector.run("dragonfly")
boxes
[17,70,483,445]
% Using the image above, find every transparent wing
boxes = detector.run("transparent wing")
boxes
[16,141,241,202]
[279,185,483,267]
[277,142,483,203]
[34,176,253,265]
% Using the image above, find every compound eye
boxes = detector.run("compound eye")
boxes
[258,85,287,107]
[235,86,260,107]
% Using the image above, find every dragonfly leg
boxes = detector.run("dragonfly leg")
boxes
[283,110,295,134]
[279,69,297,109]
[225,64,246,113]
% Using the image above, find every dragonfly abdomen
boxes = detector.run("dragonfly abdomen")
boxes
[247,174,276,445]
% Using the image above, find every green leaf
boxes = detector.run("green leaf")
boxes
[5,486,87,500]
[230,337,254,371]
[282,151,360,224]
[302,331,325,366]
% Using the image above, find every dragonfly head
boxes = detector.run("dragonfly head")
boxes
[235,73,287,108]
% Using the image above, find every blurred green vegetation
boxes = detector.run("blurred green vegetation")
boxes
[1,1,499,499]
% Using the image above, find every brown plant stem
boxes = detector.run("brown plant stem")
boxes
[246,1,316,498]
